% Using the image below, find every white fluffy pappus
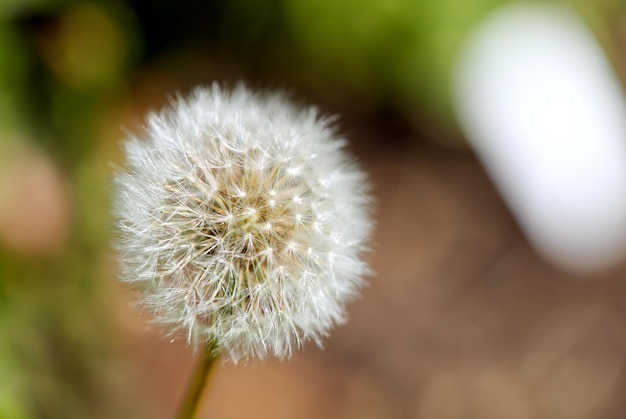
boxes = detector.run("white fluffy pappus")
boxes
[114,84,373,362]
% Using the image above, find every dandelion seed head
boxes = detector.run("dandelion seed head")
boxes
[114,84,373,362]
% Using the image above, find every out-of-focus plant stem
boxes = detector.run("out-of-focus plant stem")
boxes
[176,344,218,419]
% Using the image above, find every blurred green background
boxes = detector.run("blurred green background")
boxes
[1,0,625,417]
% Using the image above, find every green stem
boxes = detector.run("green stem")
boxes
[176,346,218,419]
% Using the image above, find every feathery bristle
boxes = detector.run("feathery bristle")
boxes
[114,84,373,362]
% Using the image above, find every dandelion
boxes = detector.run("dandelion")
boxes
[114,84,373,364]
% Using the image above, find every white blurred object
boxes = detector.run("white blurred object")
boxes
[453,2,626,273]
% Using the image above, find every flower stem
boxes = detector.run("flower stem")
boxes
[176,346,218,419]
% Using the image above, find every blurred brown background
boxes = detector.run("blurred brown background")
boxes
[2,0,626,418]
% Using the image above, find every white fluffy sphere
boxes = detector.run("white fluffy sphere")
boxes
[114,85,373,361]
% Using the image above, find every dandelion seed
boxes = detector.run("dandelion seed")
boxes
[114,84,373,362]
